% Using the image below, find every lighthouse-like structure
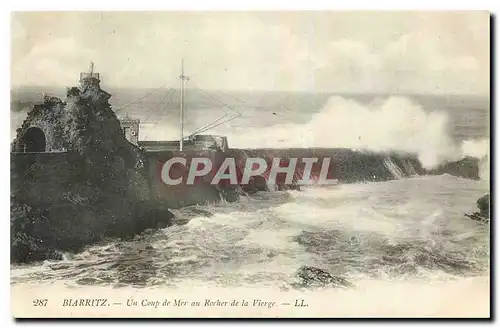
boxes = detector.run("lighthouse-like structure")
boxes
[79,61,101,88]
[78,62,140,145]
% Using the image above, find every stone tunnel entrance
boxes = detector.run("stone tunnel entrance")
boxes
[22,127,46,152]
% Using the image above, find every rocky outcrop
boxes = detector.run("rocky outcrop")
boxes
[428,156,481,180]
[229,148,482,192]
[477,194,490,218]
[466,194,490,224]
[10,77,175,263]
[292,265,353,289]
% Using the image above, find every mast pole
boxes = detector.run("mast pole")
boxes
[180,58,184,151]
[179,58,190,151]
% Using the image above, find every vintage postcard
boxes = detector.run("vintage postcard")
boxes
[10,11,490,318]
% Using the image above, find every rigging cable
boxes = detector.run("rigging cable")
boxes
[140,87,176,140]
[114,78,176,113]
[187,81,242,136]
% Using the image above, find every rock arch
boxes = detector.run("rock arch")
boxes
[22,127,46,152]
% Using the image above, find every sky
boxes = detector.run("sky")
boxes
[11,11,490,95]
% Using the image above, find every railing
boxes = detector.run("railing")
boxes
[138,139,223,152]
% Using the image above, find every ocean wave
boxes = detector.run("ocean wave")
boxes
[183,96,485,171]
[219,96,459,168]
[11,175,489,288]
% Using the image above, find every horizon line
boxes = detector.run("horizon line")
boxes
[10,84,491,98]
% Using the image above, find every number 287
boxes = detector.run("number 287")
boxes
[33,299,48,307]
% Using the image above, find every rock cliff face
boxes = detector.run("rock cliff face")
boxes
[465,194,490,224]
[477,194,490,219]
[11,77,174,263]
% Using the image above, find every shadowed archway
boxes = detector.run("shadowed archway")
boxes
[22,127,46,152]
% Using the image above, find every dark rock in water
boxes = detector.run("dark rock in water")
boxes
[293,265,353,289]
[465,194,490,224]
[76,277,99,285]
[220,186,240,202]
[176,206,214,219]
[477,194,490,219]
[241,175,268,194]
[428,157,481,180]
[133,200,176,232]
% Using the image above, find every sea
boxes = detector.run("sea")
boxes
[10,87,491,317]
